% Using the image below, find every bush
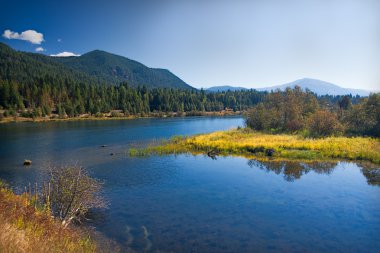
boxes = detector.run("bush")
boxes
[47,166,106,227]
[110,111,121,117]
[20,111,33,118]
[95,112,103,118]
[307,110,343,137]
[245,104,281,131]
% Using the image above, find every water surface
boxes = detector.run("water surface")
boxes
[0,117,379,253]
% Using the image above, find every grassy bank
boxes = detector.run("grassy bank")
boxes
[133,128,380,164]
[0,181,97,253]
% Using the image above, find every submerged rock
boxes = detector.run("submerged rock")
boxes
[101,145,107,148]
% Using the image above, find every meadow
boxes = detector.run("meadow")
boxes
[132,128,380,164]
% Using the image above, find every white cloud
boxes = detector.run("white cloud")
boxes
[2,29,44,44]
[57,38,62,42]
[35,47,45,52]
[50,51,80,57]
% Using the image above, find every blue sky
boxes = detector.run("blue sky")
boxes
[1,0,379,90]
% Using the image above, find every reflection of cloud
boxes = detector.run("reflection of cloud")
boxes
[50,51,80,57]
[57,38,62,42]
[2,29,44,44]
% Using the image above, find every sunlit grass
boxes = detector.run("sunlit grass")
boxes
[132,128,380,164]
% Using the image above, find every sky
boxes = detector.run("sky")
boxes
[1,0,379,90]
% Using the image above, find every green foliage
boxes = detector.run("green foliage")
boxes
[55,50,192,89]
[246,86,319,133]
[345,93,380,137]
[0,42,266,117]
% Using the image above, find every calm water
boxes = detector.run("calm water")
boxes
[0,117,379,253]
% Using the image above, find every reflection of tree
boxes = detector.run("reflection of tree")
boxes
[302,162,336,175]
[359,162,380,186]
[248,160,337,182]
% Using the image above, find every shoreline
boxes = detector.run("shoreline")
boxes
[0,111,243,124]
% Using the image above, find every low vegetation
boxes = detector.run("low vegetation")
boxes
[134,128,380,164]
[0,166,109,252]
[47,166,107,227]
[0,180,97,253]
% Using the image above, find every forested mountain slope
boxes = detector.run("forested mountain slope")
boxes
[0,43,192,89]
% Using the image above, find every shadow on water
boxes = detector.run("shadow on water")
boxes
[247,159,380,185]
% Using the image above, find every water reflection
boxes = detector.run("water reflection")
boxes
[248,159,380,185]
[360,163,380,186]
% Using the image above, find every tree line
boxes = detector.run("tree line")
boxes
[246,87,380,137]
[0,78,265,118]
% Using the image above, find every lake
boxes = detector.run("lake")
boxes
[0,116,379,253]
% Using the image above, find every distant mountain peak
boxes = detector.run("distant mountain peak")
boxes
[206,78,371,96]
[257,78,370,96]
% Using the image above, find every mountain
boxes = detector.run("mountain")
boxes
[0,42,97,85]
[54,50,192,89]
[206,86,248,92]
[256,78,370,96]
[0,42,193,89]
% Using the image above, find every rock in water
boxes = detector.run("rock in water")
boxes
[265,149,275,157]
[23,159,32,166]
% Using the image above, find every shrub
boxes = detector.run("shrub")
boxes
[47,166,106,227]
[110,111,121,117]
[307,110,343,137]
[95,112,103,118]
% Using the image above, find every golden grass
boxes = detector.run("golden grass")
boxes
[0,182,97,253]
[143,128,380,164]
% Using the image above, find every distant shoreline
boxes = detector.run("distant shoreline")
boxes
[0,110,243,124]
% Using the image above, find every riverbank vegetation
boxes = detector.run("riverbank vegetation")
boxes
[0,78,264,121]
[134,128,380,164]
[0,180,97,253]
[0,166,109,252]
[245,87,380,137]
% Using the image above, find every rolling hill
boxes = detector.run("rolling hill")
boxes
[54,50,192,89]
[0,42,193,89]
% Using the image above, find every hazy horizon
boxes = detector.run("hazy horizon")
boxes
[1,0,379,90]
